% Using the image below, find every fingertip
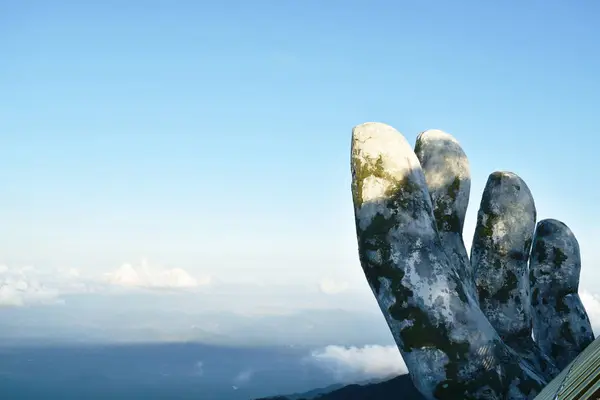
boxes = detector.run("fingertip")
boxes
[531,219,581,291]
[534,219,573,239]
[416,129,461,146]
[350,122,426,208]
[414,129,471,234]
[481,171,536,223]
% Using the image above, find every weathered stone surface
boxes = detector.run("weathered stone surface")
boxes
[470,172,558,380]
[351,123,545,400]
[471,172,536,339]
[414,129,475,300]
[530,219,595,370]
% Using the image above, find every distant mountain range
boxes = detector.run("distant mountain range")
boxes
[257,374,426,400]
[0,297,393,349]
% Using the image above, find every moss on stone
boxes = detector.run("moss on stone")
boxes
[433,342,542,400]
[447,176,460,201]
[533,240,548,264]
[455,279,468,304]
[478,286,491,306]
[552,247,567,268]
[560,321,575,344]
[551,343,561,360]
[414,137,424,156]
[477,211,499,242]
[434,208,461,233]
[493,270,518,303]
[555,291,571,313]
[432,177,462,232]
[357,213,399,295]
[351,153,387,209]
[531,288,540,307]
[488,172,504,185]
[529,269,537,287]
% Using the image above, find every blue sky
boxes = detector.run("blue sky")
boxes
[1,1,600,297]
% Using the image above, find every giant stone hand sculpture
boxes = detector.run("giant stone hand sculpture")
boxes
[350,123,595,400]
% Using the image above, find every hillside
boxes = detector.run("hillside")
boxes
[257,374,426,400]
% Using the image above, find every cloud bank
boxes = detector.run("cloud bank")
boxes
[580,290,600,335]
[318,278,350,295]
[309,291,600,383]
[0,266,64,307]
[0,261,212,307]
[194,361,204,377]
[233,369,253,386]
[310,344,407,382]
[104,261,210,289]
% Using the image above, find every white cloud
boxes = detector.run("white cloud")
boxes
[60,267,81,279]
[104,260,210,289]
[310,344,407,382]
[0,260,212,307]
[580,290,600,335]
[233,369,253,385]
[194,361,204,376]
[0,266,64,307]
[319,278,350,295]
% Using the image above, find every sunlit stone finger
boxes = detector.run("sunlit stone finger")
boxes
[414,129,475,299]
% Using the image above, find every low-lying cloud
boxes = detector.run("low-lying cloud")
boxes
[233,369,253,386]
[310,344,407,382]
[0,266,64,307]
[194,361,204,377]
[309,291,600,383]
[104,261,210,289]
[318,278,350,295]
[0,261,212,307]
[580,290,600,335]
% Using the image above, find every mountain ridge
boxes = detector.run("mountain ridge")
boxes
[256,374,426,400]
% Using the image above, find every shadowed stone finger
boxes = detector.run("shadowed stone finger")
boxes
[351,124,545,399]
[414,130,475,299]
[471,172,558,381]
[530,219,595,370]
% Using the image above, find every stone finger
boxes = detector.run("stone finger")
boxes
[414,130,474,299]
[471,172,558,380]
[530,219,595,370]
